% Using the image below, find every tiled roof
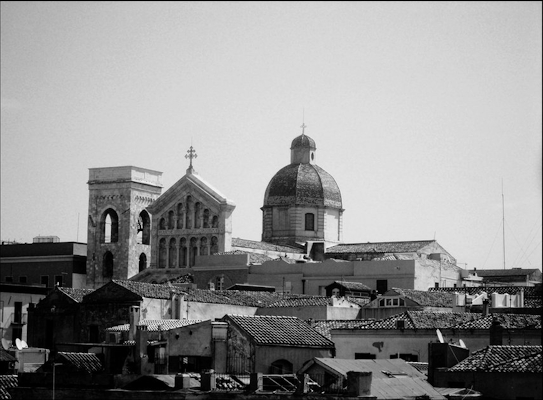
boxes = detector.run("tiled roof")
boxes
[106,319,202,332]
[57,287,95,303]
[182,288,284,306]
[232,238,304,253]
[429,286,541,297]
[114,280,182,299]
[326,240,434,254]
[333,281,372,291]
[0,375,17,400]
[0,348,16,362]
[311,320,374,339]
[341,311,482,330]
[451,313,541,330]
[57,352,103,373]
[468,269,541,277]
[214,249,274,264]
[449,345,542,373]
[265,295,334,308]
[390,288,453,307]
[224,315,334,348]
[407,362,429,376]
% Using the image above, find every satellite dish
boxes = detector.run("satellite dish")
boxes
[436,329,444,343]
[20,340,29,349]
[1,338,11,350]
[15,338,23,350]
[459,339,467,349]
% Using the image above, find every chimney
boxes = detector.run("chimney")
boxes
[489,317,503,345]
[129,306,141,341]
[135,324,149,374]
[482,299,490,316]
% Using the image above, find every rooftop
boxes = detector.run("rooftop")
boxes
[224,314,334,348]
[232,237,304,253]
[448,345,542,373]
[107,319,202,332]
[326,240,435,254]
[388,288,454,307]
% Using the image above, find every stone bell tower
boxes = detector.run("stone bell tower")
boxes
[86,166,163,288]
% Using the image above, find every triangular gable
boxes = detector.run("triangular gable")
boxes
[35,286,86,310]
[82,280,143,303]
[147,171,235,216]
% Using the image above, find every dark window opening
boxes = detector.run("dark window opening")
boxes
[137,210,151,244]
[101,208,119,243]
[55,275,63,287]
[269,359,293,374]
[19,276,27,284]
[41,276,49,288]
[139,253,147,272]
[103,251,114,278]
[355,353,376,359]
[5,276,13,283]
[89,325,99,343]
[305,213,315,231]
[376,279,388,294]
[390,353,419,362]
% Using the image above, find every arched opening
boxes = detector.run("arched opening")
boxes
[101,209,119,243]
[185,196,193,229]
[210,236,219,255]
[189,237,197,267]
[137,210,151,245]
[168,210,175,230]
[159,218,166,230]
[211,216,218,228]
[177,203,184,229]
[200,237,208,256]
[169,238,177,267]
[179,237,187,267]
[139,253,147,272]
[203,209,210,228]
[158,238,167,268]
[305,213,315,231]
[269,359,293,374]
[103,251,114,278]
[194,202,201,229]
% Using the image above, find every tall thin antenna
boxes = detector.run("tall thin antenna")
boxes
[502,179,506,270]
[77,213,80,242]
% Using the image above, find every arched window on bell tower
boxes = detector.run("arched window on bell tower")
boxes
[137,210,151,245]
[101,209,119,243]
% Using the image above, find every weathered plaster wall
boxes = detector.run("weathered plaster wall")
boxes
[332,328,541,362]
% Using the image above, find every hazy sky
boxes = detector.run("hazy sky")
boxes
[1,2,541,271]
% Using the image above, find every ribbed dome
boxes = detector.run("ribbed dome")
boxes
[263,163,342,209]
[290,134,316,150]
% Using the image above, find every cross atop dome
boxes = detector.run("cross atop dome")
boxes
[300,122,307,136]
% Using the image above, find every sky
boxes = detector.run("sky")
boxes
[1,2,541,271]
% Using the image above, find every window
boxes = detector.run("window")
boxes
[270,359,293,374]
[390,353,418,362]
[139,253,147,272]
[355,353,376,359]
[5,276,13,283]
[435,282,439,289]
[103,251,114,278]
[305,213,315,231]
[168,210,175,229]
[137,210,151,244]
[158,239,167,268]
[215,276,224,290]
[19,276,27,284]
[376,279,388,294]
[41,275,49,288]
[14,302,22,324]
[55,275,63,287]
[89,325,99,342]
[101,208,119,243]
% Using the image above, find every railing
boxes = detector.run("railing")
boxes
[306,373,348,394]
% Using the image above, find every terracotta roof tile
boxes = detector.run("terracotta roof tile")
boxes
[232,238,304,253]
[57,287,95,302]
[106,319,202,332]
[390,288,453,307]
[0,375,17,400]
[214,249,274,264]
[57,352,103,374]
[342,311,482,330]
[449,345,542,373]
[451,313,541,330]
[0,348,16,362]
[312,320,374,339]
[326,240,435,254]
[114,280,182,299]
[334,281,372,291]
[224,315,334,348]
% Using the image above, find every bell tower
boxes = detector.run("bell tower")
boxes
[86,166,163,288]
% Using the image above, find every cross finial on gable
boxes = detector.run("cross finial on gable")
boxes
[185,145,197,174]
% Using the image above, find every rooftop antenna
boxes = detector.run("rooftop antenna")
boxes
[502,179,506,270]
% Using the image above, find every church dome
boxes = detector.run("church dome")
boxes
[263,163,342,209]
